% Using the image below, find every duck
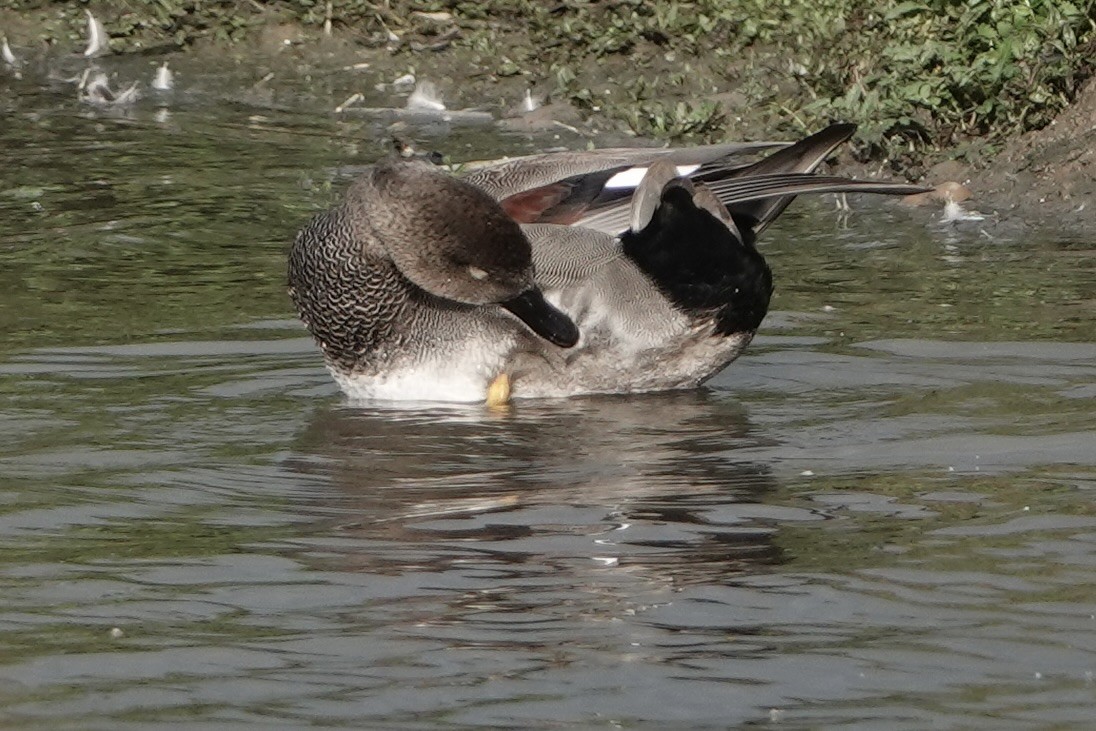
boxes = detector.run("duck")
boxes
[288,123,928,403]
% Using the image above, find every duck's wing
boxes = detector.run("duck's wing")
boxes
[464,142,787,222]
[464,142,787,198]
[490,124,929,237]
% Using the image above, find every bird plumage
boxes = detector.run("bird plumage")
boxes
[288,124,929,402]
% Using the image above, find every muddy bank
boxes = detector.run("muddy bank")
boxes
[965,76,1096,229]
[2,4,1094,229]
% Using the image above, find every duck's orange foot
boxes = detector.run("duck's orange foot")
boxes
[486,372,511,407]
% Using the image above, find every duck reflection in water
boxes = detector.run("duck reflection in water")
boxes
[284,391,785,592]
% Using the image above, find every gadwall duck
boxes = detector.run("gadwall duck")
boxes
[288,123,927,402]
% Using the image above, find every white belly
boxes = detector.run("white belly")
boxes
[331,339,510,403]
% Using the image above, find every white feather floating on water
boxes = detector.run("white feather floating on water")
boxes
[405,80,445,111]
[2,36,18,67]
[1,36,21,79]
[522,89,539,113]
[940,199,985,223]
[390,72,415,92]
[334,92,363,113]
[371,72,414,92]
[151,62,173,91]
[84,9,109,57]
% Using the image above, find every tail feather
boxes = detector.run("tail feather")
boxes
[576,173,928,235]
[718,123,856,233]
[707,173,928,207]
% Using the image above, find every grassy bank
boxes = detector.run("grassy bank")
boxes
[4,1,1094,170]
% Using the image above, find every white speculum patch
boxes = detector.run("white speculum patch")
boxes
[604,164,701,190]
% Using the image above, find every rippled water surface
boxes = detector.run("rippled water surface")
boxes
[2,59,1095,729]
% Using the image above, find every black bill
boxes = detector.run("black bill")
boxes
[501,289,580,348]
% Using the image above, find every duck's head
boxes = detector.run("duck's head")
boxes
[349,160,579,348]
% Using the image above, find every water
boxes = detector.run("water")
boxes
[2,58,1095,729]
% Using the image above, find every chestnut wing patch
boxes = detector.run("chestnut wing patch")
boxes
[499,168,630,225]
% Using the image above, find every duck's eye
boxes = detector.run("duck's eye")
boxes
[467,266,490,281]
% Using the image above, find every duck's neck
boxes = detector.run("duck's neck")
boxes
[288,207,416,374]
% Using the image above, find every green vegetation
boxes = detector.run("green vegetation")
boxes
[4,1,1095,164]
[733,0,1096,159]
[446,0,1096,163]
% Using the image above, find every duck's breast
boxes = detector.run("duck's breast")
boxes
[332,324,517,403]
